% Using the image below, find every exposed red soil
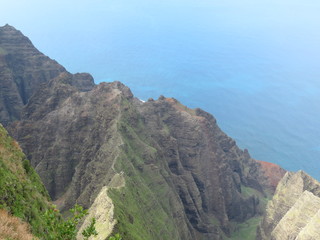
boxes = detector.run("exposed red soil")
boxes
[256,160,286,190]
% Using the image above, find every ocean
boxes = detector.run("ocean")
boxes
[2,0,320,179]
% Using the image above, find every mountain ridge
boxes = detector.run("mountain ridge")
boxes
[0,24,289,239]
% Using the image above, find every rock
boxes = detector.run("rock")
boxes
[77,186,117,240]
[1,25,287,240]
[296,208,320,240]
[257,171,320,240]
[272,191,320,239]
[0,25,94,125]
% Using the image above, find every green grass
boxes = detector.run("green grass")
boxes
[222,185,270,240]
[0,124,54,237]
[228,216,262,240]
[241,186,259,198]
[241,185,270,214]
[108,99,181,240]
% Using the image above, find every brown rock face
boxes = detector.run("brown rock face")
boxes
[257,171,320,240]
[2,25,286,239]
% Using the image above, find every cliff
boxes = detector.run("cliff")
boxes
[0,24,94,125]
[8,76,283,239]
[257,171,320,240]
[0,25,287,240]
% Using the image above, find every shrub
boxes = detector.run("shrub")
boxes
[109,233,122,240]
[42,204,98,240]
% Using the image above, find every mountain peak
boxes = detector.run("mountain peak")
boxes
[1,23,16,30]
[0,24,35,51]
[0,25,66,125]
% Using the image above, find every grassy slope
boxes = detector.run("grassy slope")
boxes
[225,186,270,240]
[228,216,262,240]
[108,99,181,240]
[0,124,52,237]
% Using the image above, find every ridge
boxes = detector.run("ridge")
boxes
[0,25,289,240]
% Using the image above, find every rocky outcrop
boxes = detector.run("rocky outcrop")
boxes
[0,24,94,125]
[257,171,320,240]
[2,25,287,240]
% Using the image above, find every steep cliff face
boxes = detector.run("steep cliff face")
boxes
[1,25,287,240]
[10,75,282,239]
[257,171,320,240]
[0,24,94,125]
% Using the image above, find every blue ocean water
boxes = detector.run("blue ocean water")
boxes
[2,0,320,179]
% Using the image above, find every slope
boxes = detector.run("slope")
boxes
[0,124,51,237]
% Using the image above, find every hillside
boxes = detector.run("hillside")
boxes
[0,124,50,237]
[0,24,287,240]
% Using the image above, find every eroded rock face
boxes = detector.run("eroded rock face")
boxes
[2,25,287,239]
[257,171,320,240]
[0,24,66,124]
[10,75,128,210]
[10,78,283,239]
[136,98,269,234]
[0,24,94,125]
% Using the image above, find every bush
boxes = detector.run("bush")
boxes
[42,204,98,240]
[109,233,122,240]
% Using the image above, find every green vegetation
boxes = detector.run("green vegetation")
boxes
[0,125,97,239]
[82,218,98,240]
[0,124,51,236]
[108,98,180,240]
[109,233,122,240]
[222,185,271,240]
[110,98,268,240]
[228,216,262,240]
[241,185,270,213]
[42,204,98,240]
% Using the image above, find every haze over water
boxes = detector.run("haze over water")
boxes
[2,0,320,179]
